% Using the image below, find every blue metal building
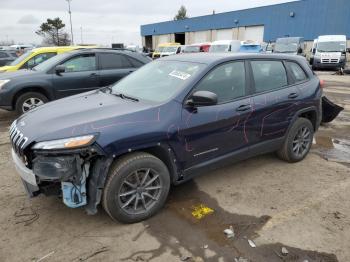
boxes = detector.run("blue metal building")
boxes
[140,0,350,48]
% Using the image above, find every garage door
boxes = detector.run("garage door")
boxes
[216,29,233,41]
[243,26,264,42]
[193,31,208,43]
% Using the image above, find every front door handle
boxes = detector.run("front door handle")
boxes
[288,93,299,99]
[236,104,252,112]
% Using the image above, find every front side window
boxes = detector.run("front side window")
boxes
[24,52,56,68]
[63,54,96,72]
[99,53,132,70]
[251,60,288,93]
[111,60,205,103]
[193,61,246,103]
[286,62,307,83]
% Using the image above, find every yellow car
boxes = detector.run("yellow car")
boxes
[152,43,181,59]
[0,46,96,73]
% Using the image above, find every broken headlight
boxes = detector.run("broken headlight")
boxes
[32,135,96,150]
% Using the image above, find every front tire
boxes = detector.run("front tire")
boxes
[103,152,170,223]
[15,92,48,114]
[277,118,314,163]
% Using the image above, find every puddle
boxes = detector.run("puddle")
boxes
[313,136,350,165]
[124,181,338,262]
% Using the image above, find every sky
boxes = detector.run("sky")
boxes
[0,0,297,46]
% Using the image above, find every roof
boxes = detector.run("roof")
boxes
[159,53,307,64]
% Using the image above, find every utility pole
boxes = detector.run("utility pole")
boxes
[80,26,83,44]
[66,0,74,45]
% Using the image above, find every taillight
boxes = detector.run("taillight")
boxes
[319,79,325,88]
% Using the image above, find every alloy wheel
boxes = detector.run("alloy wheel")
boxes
[117,168,162,215]
[22,97,44,112]
[292,126,311,157]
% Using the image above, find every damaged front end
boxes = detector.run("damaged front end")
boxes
[322,96,344,123]
[10,127,113,215]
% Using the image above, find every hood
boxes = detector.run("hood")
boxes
[0,65,14,72]
[0,69,40,79]
[14,90,160,148]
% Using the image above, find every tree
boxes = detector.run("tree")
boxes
[36,18,71,46]
[174,5,189,20]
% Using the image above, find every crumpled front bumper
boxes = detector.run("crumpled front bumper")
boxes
[11,149,39,196]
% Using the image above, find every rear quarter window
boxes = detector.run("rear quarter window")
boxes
[251,60,288,93]
[286,61,308,83]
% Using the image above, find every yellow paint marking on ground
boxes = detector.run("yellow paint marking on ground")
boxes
[191,204,214,219]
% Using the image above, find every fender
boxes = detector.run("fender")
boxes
[286,105,319,135]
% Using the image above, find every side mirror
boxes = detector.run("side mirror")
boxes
[187,91,218,107]
[297,47,303,54]
[55,65,66,75]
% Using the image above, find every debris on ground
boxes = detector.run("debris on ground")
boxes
[281,247,289,256]
[223,225,235,238]
[191,204,214,219]
[180,255,191,261]
[36,251,55,262]
[248,239,256,248]
[234,257,249,262]
[203,244,208,249]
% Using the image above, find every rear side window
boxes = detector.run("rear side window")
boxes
[99,53,132,70]
[127,56,144,68]
[0,52,9,58]
[194,61,246,103]
[251,60,288,93]
[286,61,307,83]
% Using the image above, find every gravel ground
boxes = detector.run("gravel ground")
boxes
[0,71,349,262]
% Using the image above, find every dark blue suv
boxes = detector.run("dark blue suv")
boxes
[9,53,339,223]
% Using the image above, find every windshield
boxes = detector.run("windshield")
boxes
[183,46,200,53]
[317,41,346,52]
[240,45,262,53]
[209,45,229,52]
[155,46,166,53]
[274,42,298,53]
[9,51,32,66]
[111,60,205,103]
[34,52,71,71]
[163,46,179,53]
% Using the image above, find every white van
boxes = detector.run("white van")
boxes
[209,40,241,53]
[311,35,347,70]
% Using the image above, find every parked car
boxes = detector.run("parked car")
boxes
[311,35,347,70]
[0,46,96,73]
[0,50,18,66]
[183,43,211,53]
[274,37,305,56]
[152,43,181,59]
[209,40,241,53]
[239,41,263,53]
[0,48,151,114]
[9,53,342,223]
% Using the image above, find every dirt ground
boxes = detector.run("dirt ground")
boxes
[0,72,350,262]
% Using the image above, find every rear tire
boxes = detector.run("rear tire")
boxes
[277,118,314,163]
[15,92,48,114]
[103,152,170,223]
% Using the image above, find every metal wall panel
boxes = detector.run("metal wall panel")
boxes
[141,0,350,41]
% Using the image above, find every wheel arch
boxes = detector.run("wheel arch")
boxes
[12,86,53,109]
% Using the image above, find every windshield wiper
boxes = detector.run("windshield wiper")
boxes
[112,92,139,102]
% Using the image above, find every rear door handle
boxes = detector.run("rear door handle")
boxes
[236,104,252,112]
[288,93,299,99]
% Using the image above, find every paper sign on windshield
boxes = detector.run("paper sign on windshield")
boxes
[169,70,191,80]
